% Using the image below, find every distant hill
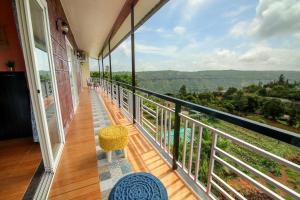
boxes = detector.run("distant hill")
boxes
[131,70,300,94]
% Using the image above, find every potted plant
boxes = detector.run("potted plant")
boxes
[6,60,15,71]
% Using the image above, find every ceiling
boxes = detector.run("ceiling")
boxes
[60,0,126,58]
[60,0,167,59]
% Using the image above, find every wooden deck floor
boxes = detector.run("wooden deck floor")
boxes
[49,90,101,199]
[99,91,199,200]
[0,137,41,200]
[48,89,199,199]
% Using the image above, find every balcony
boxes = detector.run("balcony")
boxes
[92,78,300,200]
[48,89,199,199]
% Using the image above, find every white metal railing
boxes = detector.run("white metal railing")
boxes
[179,113,300,200]
[100,81,300,200]
[135,94,174,158]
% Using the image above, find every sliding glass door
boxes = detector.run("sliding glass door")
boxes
[22,0,64,170]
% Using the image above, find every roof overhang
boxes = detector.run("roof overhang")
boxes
[60,0,168,59]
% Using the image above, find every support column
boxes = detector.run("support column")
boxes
[101,53,104,79]
[109,39,113,99]
[98,58,101,84]
[172,103,181,170]
[131,4,136,124]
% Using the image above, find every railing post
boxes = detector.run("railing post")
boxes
[117,83,121,108]
[207,132,218,195]
[101,53,104,79]
[108,39,113,101]
[172,103,181,170]
[98,58,101,85]
[131,4,136,124]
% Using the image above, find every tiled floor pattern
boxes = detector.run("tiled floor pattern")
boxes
[90,91,133,199]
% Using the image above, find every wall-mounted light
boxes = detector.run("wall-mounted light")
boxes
[56,18,69,35]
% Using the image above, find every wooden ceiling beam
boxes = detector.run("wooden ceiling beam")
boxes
[99,0,138,58]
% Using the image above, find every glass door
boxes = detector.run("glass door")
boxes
[26,0,64,164]
[66,39,79,109]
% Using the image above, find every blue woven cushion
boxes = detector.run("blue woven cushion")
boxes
[109,172,168,200]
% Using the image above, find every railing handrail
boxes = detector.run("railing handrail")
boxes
[100,78,300,148]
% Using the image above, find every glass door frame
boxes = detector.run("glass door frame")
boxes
[66,37,79,111]
[16,0,65,172]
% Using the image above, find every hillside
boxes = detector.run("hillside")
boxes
[134,70,300,93]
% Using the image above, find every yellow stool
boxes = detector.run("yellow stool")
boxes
[99,125,128,162]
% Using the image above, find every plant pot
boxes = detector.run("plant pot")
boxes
[8,67,14,72]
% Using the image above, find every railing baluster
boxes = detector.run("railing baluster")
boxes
[188,122,195,175]
[164,109,167,150]
[194,126,203,182]
[168,111,171,155]
[207,131,218,195]
[128,92,131,115]
[135,96,139,124]
[155,106,159,143]
[160,108,163,147]
[182,119,188,170]
[117,84,121,108]
[140,98,143,126]
[99,79,300,199]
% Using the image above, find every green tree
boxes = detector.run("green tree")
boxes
[244,84,261,93]
[258,88,267,96]
[217,86,224,92]
[278,74,286,85]
[233,95,248,113]
[262,99,285,119]
[224,87,238,99]
[289,109,297,126]
[178,85,187,98]
[288,104,299,127]
[247,96,259,113]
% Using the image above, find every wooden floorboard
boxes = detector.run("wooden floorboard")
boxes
[0,137,41,200]
[49,88,199,199]
[99,91,200,200]
[49,90,101,200]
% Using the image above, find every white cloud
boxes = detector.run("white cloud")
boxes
[182,0,210,21]
[223,5,251,18]
[173,26,186,35]
[135,42,300,71]
[230,0,300,38]
[295,33,300,41]
[120,41,131,57]
[136,43,178,56]
[156,28,165,33]
[230,21,249,37]
[253,0,300,38]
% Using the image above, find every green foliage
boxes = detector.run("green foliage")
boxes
[262,99,285,119]
[258,88,267,96]
[172,74,300,192]
[178,85,187,98]
[224,87,238,99]
[90,71,109,79]
[243,84,261,93]
[173,74,300,130]
[261,159,281,176]
[5,60,15,68]
[289,106,298,126]
[113,73,132,85]
[136,70,300,94]
[90,72,136,86]
[39,71,51,82]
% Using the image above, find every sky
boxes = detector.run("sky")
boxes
[90,0,300,72]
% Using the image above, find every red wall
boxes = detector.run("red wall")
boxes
[0,0,26,71]
[0,0,80,131]
[47,0,79,131]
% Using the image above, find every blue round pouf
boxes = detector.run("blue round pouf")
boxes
[109,172,168,200]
